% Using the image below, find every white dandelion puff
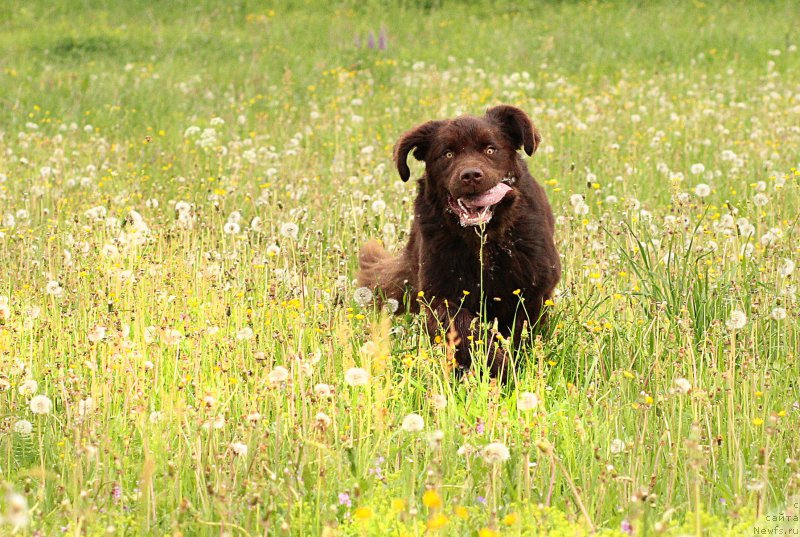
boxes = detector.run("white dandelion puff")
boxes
[610,438,626,454]
[280,222,299,240]
[517,391,540,411]
[481,442,511,464]
[344,367,370,387]
[726,310,747,330]
[268,366,289,384]
[674,378,692,394]
[400,413,425,433]
[29,394,53,415]
[694,183,711,197]
[14,420,33,435]
[18,380,38,396]
[353,287,374,307]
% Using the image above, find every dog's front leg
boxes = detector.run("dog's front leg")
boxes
[423,299,509,381]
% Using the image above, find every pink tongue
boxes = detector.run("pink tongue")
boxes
[461,183,512,209]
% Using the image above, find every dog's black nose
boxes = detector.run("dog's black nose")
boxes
[459,168,484,184]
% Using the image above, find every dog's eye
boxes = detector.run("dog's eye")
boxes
[445,151,454,159]
[485,147,496,155]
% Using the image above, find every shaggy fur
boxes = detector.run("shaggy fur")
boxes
[358,105,561,380]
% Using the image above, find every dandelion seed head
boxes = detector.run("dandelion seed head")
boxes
[517,391,540,411]
[14,420,33,435]
[726,309,747,330]
[230,442,248,456]
[400,413,425,433]
[674,378,692,394]
[353,287,374,307]
[344,367,370,387]
[18,379,38,396]
[314,383,334,399]
[694,183,711,197]
[268,366,289,384]
[29,394,53,415]
[280,222,299,240]
[771,307,787,321]
[481,442,510,464]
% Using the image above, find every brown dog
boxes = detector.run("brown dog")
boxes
[358,105,560,380]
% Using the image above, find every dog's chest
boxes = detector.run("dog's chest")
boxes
[432,235,528,295]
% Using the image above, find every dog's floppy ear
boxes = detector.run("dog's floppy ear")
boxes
[485,105,541,156]
[393,120,445,182]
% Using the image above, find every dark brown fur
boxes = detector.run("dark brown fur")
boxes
[358,105,561,381]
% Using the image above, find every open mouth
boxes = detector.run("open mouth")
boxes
[447,182,512,227]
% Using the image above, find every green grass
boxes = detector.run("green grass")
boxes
[0,0,799,535]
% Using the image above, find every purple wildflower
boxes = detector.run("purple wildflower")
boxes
[378,28,387,50]
[338,492,352,507]
[621,519,633,535]
[367,31,375,49]
[111,482,122,503]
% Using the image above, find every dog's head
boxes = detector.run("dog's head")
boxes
[394,105,541,227]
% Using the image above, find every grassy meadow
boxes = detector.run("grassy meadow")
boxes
[1,0,799,535]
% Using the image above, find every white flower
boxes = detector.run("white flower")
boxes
[250,216,263,231]
[45,281,63,296]
[212,415,225,429]
[371,199,386,213]
[236,326,254,340]
[266,244,281,257]
[230,442,248,456]
[610,438,626,454]
[780,259,795,277]
[427,430,445,447]
[149,411,163,423]
[569,194,584,207]
[210,117,225,126]
[314,383,334,399]
[78,397,95,417]
[771,307,787,321]
[694,183,711,198]
[517,391,540,411]
[344,367,370,387]
[690,163,705,175]
[175,200,191,213]
[30,394,53,415]
[430,394,448,410]
[315,411,333,429]
[163,328,182,346]
[223,222,241,235]
[280,222,299,240]
[268,366,289,384]
[88,325,107,343]
[574,202,589,216]
[674,378,692,394]
[353,287,374,307]
[384,298,400,314]
[481,442,511,464]
[18,380,38,396]
[726,309,748,330]
[14,420,33,435]
[753,193,769,206]
[457,443,475,457]
[401,413,425,433]
[5,491,29,528]
[144,326,158,344]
